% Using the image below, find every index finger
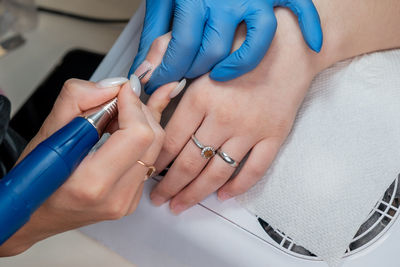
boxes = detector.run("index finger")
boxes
[76,83,154,190]
[144,0,207,94]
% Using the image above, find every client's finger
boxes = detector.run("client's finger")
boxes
[133,33,172,84]
[169,137,254,214]
[217,138,281,200]
[154,90,206,173]
[146,79,186,123]
[151,117,230,206]
[129,0,173,77]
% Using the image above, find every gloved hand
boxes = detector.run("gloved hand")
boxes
[130,0,323,94]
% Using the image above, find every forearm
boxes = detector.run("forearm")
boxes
[313,0,400,70]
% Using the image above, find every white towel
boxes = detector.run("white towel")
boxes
[237,49,400,266]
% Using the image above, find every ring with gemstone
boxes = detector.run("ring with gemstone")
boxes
[217,150,239,168]
[137,160,157,181]
[191,134,216,159]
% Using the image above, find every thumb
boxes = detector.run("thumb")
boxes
[146,79,186,123]
[46,78,122,133]
[277,0,323,52]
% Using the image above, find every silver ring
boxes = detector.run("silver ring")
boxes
[217,150,239,168]
[191,135,216,159]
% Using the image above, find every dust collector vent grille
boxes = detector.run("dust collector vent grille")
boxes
[258,176,400,260]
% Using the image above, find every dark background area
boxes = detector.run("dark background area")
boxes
[10,49,104,142]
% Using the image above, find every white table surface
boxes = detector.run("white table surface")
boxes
[0,1,140,266]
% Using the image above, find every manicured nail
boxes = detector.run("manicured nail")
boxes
[218,192,232,202]
[96,77,128,88]
[129,74,141,97]
[150,194,166,206]
[134,60,153,79]
[169,79,187,99]
[171,204,186,215]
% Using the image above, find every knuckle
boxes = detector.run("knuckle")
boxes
[270,117,292,138]
[132,124,155,147]
[105,200,127,220]
[151,35,170,55]
[177,156,198,175]
[75,183,107,204]
[162,135,181,156]
[202,44,229,62]
[248,164,267,180]
[62,78,80,91]
[60,79,81,98]
[212,166,232,182]
[214,105,236,125]
[185,86,208,109]
[173,37,196,52]
[154,128,166,147]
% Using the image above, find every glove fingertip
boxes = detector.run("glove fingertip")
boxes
[303,25,323,53]
[129,54,146,77]
[209,68,236,82]
[311,41,322,53]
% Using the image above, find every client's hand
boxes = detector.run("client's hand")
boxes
[0,77,182,256]
[138,9,323,214]
[150,0,400,213]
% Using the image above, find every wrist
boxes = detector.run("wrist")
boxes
[310,0,400,71]
[0,228,36,257]
[0,207,51,257]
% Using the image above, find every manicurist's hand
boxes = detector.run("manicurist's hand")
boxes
[0,77,184,256]
[130,0,323,94]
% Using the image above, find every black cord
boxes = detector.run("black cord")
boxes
[37,6,130,24]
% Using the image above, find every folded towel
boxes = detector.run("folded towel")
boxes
[237,49,400,266]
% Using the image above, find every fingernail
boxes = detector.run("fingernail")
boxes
[169,79,187,99]
[150,194,166,207]
[129,74,141,97]
[218,192,232,202]
[96,77,128,88]
[171,204,186,215]
[134,60,153,78]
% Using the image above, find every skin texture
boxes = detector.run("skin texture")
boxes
[138,0,400,215]
[2,0,400,257]
[130,0,323,94]
[149,12,318,215]
[0,79,180,256]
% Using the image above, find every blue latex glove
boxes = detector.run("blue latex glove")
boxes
[130,0,323,94]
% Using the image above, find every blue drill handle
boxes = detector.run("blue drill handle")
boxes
[0,117,99,245]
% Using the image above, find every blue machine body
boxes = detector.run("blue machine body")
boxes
[0,117,99,244]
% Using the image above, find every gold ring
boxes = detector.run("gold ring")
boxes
[137,160,156,181]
